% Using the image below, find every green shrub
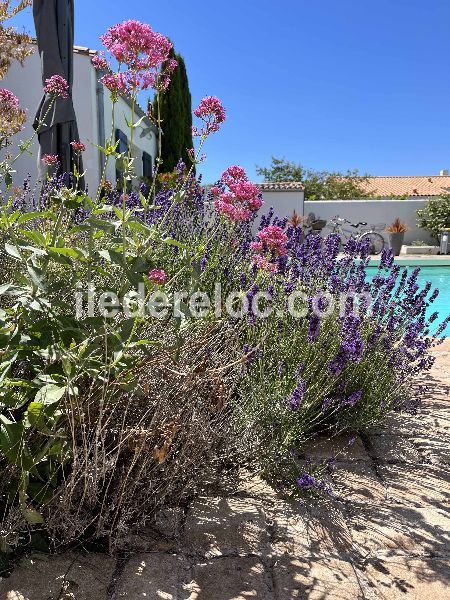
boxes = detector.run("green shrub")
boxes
[417,196,450,242]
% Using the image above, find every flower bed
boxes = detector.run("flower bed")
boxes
[0,17,449,555]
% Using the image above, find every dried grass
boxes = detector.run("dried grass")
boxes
[35,321,253,551]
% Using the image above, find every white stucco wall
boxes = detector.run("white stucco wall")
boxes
[2,49,42,188]
[304,199,435,245]
[2,44,157,196]
[72,53,99,193]
[251,192,435,245]
[254,189,304,230]
[103,96,157,185]
[2,46,100,193]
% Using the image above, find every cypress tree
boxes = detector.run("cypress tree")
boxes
[151,48,194,173]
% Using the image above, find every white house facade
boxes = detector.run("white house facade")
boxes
[2,43,158,194]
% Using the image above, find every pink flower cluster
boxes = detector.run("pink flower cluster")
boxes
[100,73,127,95]
[42,154,59,166]
[251,254,279,274]
[91,53,109,71]
[0,89,26,137]
[148,268,168,285]
[220,165,247,186]
[44,75,69,98]
[250,225,288,273]
[212,166,263,222]
[251,225,288,256]
[0,88,20,111]
[94,20,176,95]
[101,20,172,68]
[192,96,226,137]
[70,141,86,153]
[187,148,206,163]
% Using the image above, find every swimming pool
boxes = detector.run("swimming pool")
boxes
[366,265,450,336]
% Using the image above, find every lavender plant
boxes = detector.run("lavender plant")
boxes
[0,15,448,555]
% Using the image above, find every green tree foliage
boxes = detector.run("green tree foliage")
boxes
[256,156,373,201]
[417,196,450,242]
[151,48,194,173]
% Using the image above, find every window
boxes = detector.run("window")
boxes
[142,151,153,179]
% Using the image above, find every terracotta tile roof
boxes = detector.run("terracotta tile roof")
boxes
[73,45,97,57]
[257,181,304,192]
[30,40,97,57]
[359,176,450,198]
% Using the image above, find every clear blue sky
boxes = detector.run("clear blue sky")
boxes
[12,0,450,183]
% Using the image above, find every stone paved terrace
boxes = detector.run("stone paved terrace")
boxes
[1,340,449,599]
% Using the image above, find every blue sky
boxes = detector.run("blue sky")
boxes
[13,0,450,183]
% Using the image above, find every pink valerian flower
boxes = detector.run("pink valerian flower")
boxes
[148,269,168,285]
[98,21,176,94]
[42,154,59,166]
[213,166,263,223]
[221,165,247,186]
[214,198,253,222]
[101,21,172,68]
[44,75,69,98]
[70,141,86,153]
[228,180,263,212]
[157,58,178,91]
[187,148,206,163]
[251,225,288,257]
[0,89,20,111]
[91,52,109,71]
[251,253,279,274]
[122,70,158,91]
[100,73,127,95]
[251,225,288,273]
[192,96,226,136]
[209,185,221,197]
[0,89,26,137]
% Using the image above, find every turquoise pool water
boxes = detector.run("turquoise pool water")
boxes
[366,265,450,337]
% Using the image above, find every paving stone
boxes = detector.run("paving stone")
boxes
[368,413,419,437]
[153,507,185,538]
[273,556,363,599]
[370,402,450,438]
[418,374,450,411]
[303,500,354,558]
[236,470,280,503]
[420,388,450,412]
[267,499,310,557]
[184,557,272,599]
[346,503,450,556]
[415,410,450,432]
[0,552,114,600]
[300,435,370,463]
[412,433,450,465]
[122,529,179,553]
[379,463,450,509]
[366,435,422,464]
[182,497,269,558]
[371,412,450,441]
[361,557,450,599]
[116,553,188,599]
[268,498,353,559]
[331,462,386,503]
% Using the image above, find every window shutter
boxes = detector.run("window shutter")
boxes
[115,129,128,186]
[142,151,153,179]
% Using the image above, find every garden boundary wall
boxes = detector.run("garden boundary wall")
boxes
[304,199,435,245]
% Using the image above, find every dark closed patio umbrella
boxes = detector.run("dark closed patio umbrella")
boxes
[33,0,84,187]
